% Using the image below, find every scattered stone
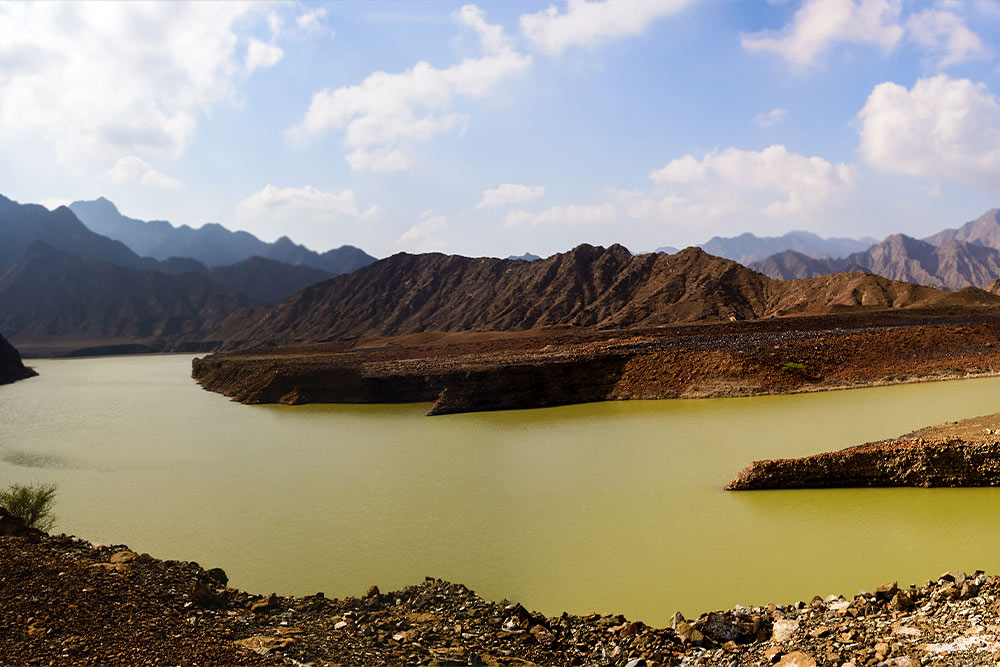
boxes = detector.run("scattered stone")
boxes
[775,650,817,667]
[772,619,799,642]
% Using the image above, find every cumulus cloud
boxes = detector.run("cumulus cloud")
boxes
[296,7,333,36]
[238,185,380,222]
[478,183,545,208]
[741,0,904,66]
[753,107,787,127]
[519,0,693,55]
[505,203,618,227]
[858,75,1000,188]
[289,5,531,172]
[0,2,272,162]
[906,8,988,69]
[107,155,180,189]
[650,145,857,217]
[397,211,449,252]
[245,38,283,73]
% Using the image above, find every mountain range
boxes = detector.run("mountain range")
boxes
[0,195,375,354]
[751,210,1000,290]
[695,231,877,265]
[69,197,375,274]
[210,243,1000,349]
[8,190,1000,357]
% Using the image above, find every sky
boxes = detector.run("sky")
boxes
[3,0,1000,259]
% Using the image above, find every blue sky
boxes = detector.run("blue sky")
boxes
[3,0,1000,259]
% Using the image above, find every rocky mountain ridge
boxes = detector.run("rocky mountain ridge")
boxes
[751,209,1000,290]
[208,242,1000,349]
[698,230,877,265]
[69,197,376,275]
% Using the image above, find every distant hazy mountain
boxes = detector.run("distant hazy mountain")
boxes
[0,194,153,272]
[0,242,254,355]
[654,246,680,254]
[0,195,350,354]
[698,231,877,265]
[207,257,332,305]
[924,209,1000,250]
[506,252,541,261]
[752,231,1000,290]
[69,197,376,275]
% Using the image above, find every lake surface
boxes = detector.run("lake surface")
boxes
[4,355,1000,626]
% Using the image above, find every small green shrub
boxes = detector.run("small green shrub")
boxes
[781,361,805,372]
[0,482,56,531]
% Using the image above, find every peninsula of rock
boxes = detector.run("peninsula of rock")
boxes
[728,412,1000,490]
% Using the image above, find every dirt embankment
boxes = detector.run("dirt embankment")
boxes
[729,412,1000,490]
[8,507,1000,666]
[194,307,1000,415]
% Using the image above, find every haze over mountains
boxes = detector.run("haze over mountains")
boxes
[0,194,374,354]
[69,197,375,275]
[7,189,1000,357]
[697,231,877,265]
[752,210,1000,290]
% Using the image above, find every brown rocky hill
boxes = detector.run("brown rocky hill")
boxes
[751,234,1000,290]
[211,244,1000,348]
[0,333,36,384]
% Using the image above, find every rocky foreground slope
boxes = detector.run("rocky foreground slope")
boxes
[4,507,1000,666]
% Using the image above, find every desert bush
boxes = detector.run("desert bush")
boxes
[781,361,805,372]
[0,482,56,531]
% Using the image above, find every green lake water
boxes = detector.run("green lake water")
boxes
[4,355,1000,626]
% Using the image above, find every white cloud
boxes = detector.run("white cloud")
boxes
[289,6,531,173]
[498,145,857,243]
[107,155,180,189]
[397,211,449,252]
[519,0,693,55]
[237,185,381,223]
[906,8,988,69]
[505,203,618,227]
[245,38,283,73]
[478,183,545,208]
[858,75,1000,189]
[753,107,787,127]
[455,5,508,53]
[296,7,333,36]
[651,145,857,217]
[0,2,272,161]
[741,0,903,66]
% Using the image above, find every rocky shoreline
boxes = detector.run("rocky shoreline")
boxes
[193,307,1000,415]
[0,333,36,385]
[728,412,1000,490]
[5,507,1000,666]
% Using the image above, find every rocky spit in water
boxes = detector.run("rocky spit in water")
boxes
[728,412,1000,490]
[4,508,1000,666]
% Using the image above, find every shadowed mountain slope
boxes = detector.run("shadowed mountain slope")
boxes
[207,257,332,305]
[212,244,998,348]
[0,243,254,354]
[69,197,376,274]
